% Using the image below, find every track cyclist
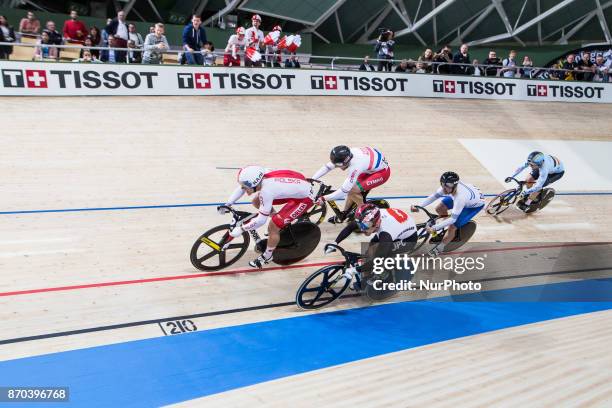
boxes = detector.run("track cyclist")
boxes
[312,145,391,223]
[411,171,484,256]
[324,203,417,290]
[219,166,315,268]
[507,151,564,210]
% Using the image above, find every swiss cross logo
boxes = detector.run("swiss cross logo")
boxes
[25,70,47,88]
[433,80,444,92]
[194,73,211,89]
[443,80,455,93]
[324,75,337,90]
[537,84,547,96]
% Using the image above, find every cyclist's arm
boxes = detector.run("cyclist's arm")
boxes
[324,168,359,201]
[524,165,549,194]
[226,185,245,206]
[419,188,443,207]
[334,221,359,244]
[311,162,334,180]
[511,162,529,178]
[242,193,272,231]
[434,197,465,231]
[357,231,394,273]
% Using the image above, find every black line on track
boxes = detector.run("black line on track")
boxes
[1,267,611,346]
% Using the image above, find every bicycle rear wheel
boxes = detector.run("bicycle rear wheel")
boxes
[274,221,321,265]
[538,188,556,210]
[486,189,516,215]
[445,221,477,252]
[296,264,350,309]
[190,224,250,271]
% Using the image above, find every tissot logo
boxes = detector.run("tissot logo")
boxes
[178,72,294,89]
[527,84,547,97]
[177,73,212,89]
[311,75,408,92]
[1,69,157,89]
[433,79,515,95]
[2,69,47,88]
[526,84,603,99]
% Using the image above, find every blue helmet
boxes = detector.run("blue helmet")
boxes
[527,151,545,166]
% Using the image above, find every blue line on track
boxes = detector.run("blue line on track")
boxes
[0,278,611,407]
[1,191,611,215]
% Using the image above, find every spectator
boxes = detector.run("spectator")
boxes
[127,23,143,63]
[100,34,117,63]
[374,29,394,71]
[482,50,501,77]
[89,26,101,47]
[548,63,562,80]
[500,50,518,78]
[418,48,434,73]
[182,14,207,65]
[394,59,410,72]
[105,10,129,63]
[576,51,594,81]
[127,40,141,63]
[452,43,470,75]
[202,41,215,66]
[142,22,169,64]
[0,15,15,60]
[245,14,264,67]
[472,59,482,76]
[43,21,62,45]
[593,54,609,82]
[73,49,101,63]
[414,62,426,74]
[562,54,579,80]
[34,30,58,60]
[284,53,300,68]
[265,25,282,67]
[433,45,452,74]
[359,55,375,71]
[19,11,40,36]
[224,26,246,66]
[63,9,87,44]
[101,18,112,47]
[520,55,534,78]
[80,36,99,59]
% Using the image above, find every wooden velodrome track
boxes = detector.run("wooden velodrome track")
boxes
[1,95,612,406]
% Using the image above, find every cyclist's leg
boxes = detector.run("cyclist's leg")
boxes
[353,167,391,208]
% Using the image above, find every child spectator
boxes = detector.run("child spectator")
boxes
[244,14,264,67]
[415,62,426,74]
[520,56,534,78]
[418,48,434,73]
[224,26,246,66]
[142,22,169,64]
[19,11,40,36]
[202,41,215,66]
[73,49,101,63]
[359,55,375,71]
[80,36,100,59]
[0,15,15,60]
[34,31,58,60]
[63,9,87,44]
[182,14,207,64]
[482,50,501,76]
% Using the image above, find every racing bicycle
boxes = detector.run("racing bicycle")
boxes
[486,177,556,215]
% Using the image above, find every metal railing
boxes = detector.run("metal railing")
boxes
[1,40,611,83]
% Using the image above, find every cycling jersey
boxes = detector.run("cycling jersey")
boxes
[312,147,389,201]
[512,154,564,194]
[420,182,485,231]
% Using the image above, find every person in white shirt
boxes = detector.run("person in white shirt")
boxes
[224,26,246,66]
[411,171,484,255]
[244,14,264,67]
[312,145,391,223]
[220,166,315,268]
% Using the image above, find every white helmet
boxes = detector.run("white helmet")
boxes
[238,166,265,189]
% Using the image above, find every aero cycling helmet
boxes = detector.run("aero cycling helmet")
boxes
[527,151,545,166]
[354,203,381,231]
[238,166,265,189]
[440,171,459,187]
[330,145,353,167]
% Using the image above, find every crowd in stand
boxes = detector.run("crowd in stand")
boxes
[1,10,611,82]
[0,10,301,68]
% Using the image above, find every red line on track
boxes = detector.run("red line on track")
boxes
[0,242,609,298]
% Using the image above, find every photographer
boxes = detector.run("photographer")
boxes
[375,29,395,71]
[433,45,452,74]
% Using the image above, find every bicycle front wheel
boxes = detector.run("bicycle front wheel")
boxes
[296,264,350,310]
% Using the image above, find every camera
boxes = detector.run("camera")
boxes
[378,28,392,41]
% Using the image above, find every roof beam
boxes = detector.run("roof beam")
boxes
[451,3,495,45]
[357,2,395,43]
[302,0,348,32]
[468,0,576,46]
[203,0,241,25]
[595,0,612,43]
[491,0,524,46]
[394,0,456,38]
[312,30,331,44]
[195,0,210,17]
[334,11,344,43]
[555,0,612,44]
[387,0,427,46]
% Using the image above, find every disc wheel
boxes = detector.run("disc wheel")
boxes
[538,189,556,210]
[445,221,477,252]
[190,224,250,271]
[296,264,350,310]
[486,189,516,215]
